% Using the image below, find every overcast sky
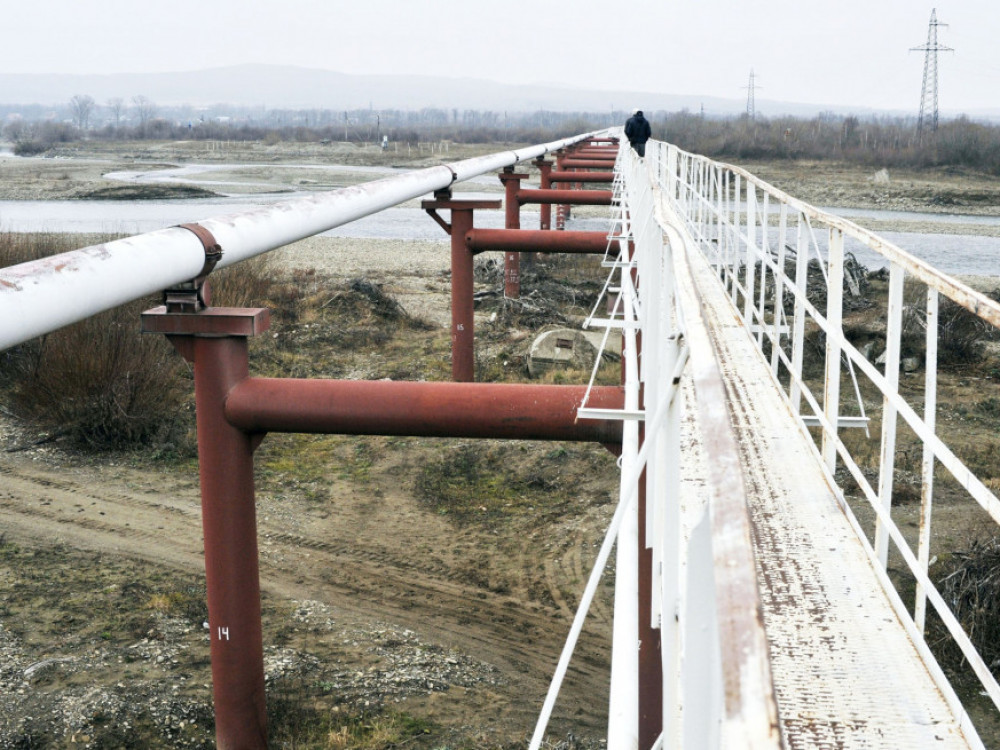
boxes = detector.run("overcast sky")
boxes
[8,0,998,113]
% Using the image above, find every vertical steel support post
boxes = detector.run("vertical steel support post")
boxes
[915,287,939,632]
[499,169,527,299]
[533,157,554,231]
[423,198,501,382]
[142,306,272,750]
[875,262,905,567]
[195,334,267,749]
[554,149,571,229]
[452,207,477,382]
[822,228,845,474]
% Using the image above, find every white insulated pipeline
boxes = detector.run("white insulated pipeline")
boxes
[0,130,609,351]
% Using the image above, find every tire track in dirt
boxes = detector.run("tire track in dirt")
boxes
[0,454,612,739]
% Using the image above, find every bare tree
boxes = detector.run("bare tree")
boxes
[2,118,30,143]
[106,97,124,129]
[69,94,95,131]
[131,95,157,134]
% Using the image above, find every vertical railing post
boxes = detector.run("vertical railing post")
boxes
[715,166,724,271]
[822,228,844,474]
[695,159,708,242]
[756,192,770,346]
[771,203,788,375]
[608,243,641,750]
[666,145,678,203]
[875,262,905,567]
[731,174,742,306]
[789,215,808,413]
[915,287,939,632]
[743,185,757,325]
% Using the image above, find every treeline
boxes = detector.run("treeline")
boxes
[4,98,1000,173]
[656,111,1000,174]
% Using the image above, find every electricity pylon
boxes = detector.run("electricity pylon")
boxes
[910,8,953,133]
[744,69,760,121]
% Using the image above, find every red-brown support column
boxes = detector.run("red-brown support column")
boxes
[451,207,475,382]
[423,197,501,382]
[554,149,570,228]
[499,168,527,299]
[142,306,271,750]
[533,157,554,232]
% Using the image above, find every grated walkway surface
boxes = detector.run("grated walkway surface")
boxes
[685,246,976,749]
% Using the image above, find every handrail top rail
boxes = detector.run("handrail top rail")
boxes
[665,142,1000,330]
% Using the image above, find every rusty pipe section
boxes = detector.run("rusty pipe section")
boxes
[466,229,614,255]
[517,189,613,206]
[558,159,618,169]
[548,171,615,183]
[0,130,609,352]
[225,379,624,444]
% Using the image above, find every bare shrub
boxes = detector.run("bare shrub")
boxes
[3,301,185,448]
[208,255,276,308]
[937,296,996,365]
[0,235,279,450]
[935,536,1000,676]
[901,283,999,368]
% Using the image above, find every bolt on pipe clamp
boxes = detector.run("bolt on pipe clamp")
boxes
[163,223,224,313]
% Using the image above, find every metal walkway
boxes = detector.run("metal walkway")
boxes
[683,211,972,747]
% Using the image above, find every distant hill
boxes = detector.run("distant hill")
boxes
[0,64,734,113]
[0,64,994,120]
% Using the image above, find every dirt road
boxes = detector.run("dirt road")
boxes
[0,435,616,744]
[0,230,620,747]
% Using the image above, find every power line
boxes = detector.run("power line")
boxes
[910,8,954,133]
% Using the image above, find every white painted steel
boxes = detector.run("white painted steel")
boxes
[537,139,779,749]
[607,211,641,749]
[0,131,608,352]
[875,263,905,567]
[652,138,998,745]
[682,220,975,747]
[915,287,939,634]
[822,229,844,474]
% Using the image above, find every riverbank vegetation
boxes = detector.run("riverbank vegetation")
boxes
[6,102,1000,174]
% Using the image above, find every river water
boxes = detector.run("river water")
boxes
[0,159,997,277]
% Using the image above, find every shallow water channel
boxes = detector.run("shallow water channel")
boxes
[0,160,997,276]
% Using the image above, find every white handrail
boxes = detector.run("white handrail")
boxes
[654,137,999,741]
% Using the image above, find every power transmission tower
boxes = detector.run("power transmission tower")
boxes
[910,8,953,133]
[743,69,760,120]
